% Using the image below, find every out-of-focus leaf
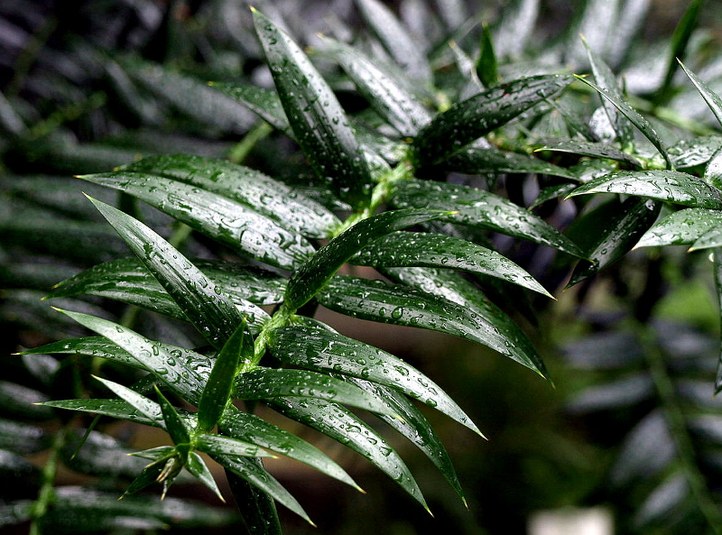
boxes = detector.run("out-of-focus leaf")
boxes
[121,154,339,239]
[79,174,313,271]
[268,317,480,434]
[583,38,634,147]
[679,61,722,127]
[567,374,654,413]
[318,275,548,378]
[61,431,150,480]
[449,40,484,100]
[235,368,396,416]
[284,208,446,310]
[391,180,584,257]
[530,184,577,209]
[414,74,572,165]
[538,139,641,168]
[324,38,431,137]
[476,25,498,87]
[568,170,722,209]
[714,249,722,392]
[253,8,373,209]
[197,321,247,434]
[634,475,688,526]
[0,381,52,421]
[567,197,660,285]
[225,469,282,535]
[575,75,673,168]
[705,147,722,190]
[208,82,291,134]
[124,59,255,134]
[610,412,674,486]
[636,208,722,248]
[0,418,48,455]
[270,397,429,512]
[355,0,432,85]
[492,0,539,59]
[86,196,244,348]
[658,0,704,99]
[448,146,578,178]
[353,231,552,296]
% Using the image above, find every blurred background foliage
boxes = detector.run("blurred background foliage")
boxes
[3,1,722,534]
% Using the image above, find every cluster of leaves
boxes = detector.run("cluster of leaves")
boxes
[3,0,722,533]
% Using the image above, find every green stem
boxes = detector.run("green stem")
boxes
[29,427,67,535]
[638,327,722,533]
[228,122,273,164]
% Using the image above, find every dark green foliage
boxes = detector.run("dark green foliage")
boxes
[3,1,722,534]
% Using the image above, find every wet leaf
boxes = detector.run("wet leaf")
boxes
[679,61,722,128]
[575,75,673,168]
[253,8,373,208]
[318,275,548,378]
[391,180,584,257]
[324,37,431,136]
[79,174,313,271]
[94,376,163,424]
[86,196,244,348]
[186,452,225,501]
[636,208,722,248]
[476,24,498,87]
[41,398,159,427]
[448,146,578,179]
[208,82,291,134]
[154,385,192,446]
[567,197,660,285]
[268,317,480,434]
[413,74,572,165]
[122,154,339,239]
[353,231,552,296]
[270,397,429,511]
[195,434,269,459]
[284,208,447,310]
[668,136,722,169]
[538,139,641,168]
[235,367,396,416]
[568,170,722,209]
[197,320,247,433]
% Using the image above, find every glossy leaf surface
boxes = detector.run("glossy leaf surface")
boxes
[353,231,552,296]
[636,208,722,248]
[413,74,571,165]
[268,317,480,434]
[538,139,640,168]
[253,8,373,208]
[448,146,577,178]
[568,170,722,209]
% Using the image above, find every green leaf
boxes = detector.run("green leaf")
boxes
[269,317,480,434]
[94,376,163,424]
[712,249,722,393]
[382,266,546,377]
[668,136,722,169]
[50,257,286,306]
[413,74,572,165]
[56,309,209,404]
[215,454,313,524]
[476,24,498,87]
[567,197,660,285]
[318,275,548,378]
[355,0,432,84]
[659,0,704,100]
[343,377,466,503]
[218,407,358,490]
[705,147,722,190]
[208,82,291,134]
[583,38,634,147]
[154,385,192,446]
[124,59,255,134]
[186,453,225,502]
[690,227,722,251]
[86,196,244,348]
[121,154,340,239]
[567,170,722,208]
[679,61,722,128]
[41,398,159,427]
[252,8,373,209]
[391,181,584,257]
[270,397,429,512]
[636,208,722,248]
[575,75,673,168]
[79,174,313,271]
[353,231,552,297]
[195,434,269,459]
[447,146,578,179]
[323,37,431,137]
[235,367,396,416]
[538,139,641,168]
[225,469,281,535]
[493,0,539,59]
[197,320,247,434]
[284,208,447,311]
